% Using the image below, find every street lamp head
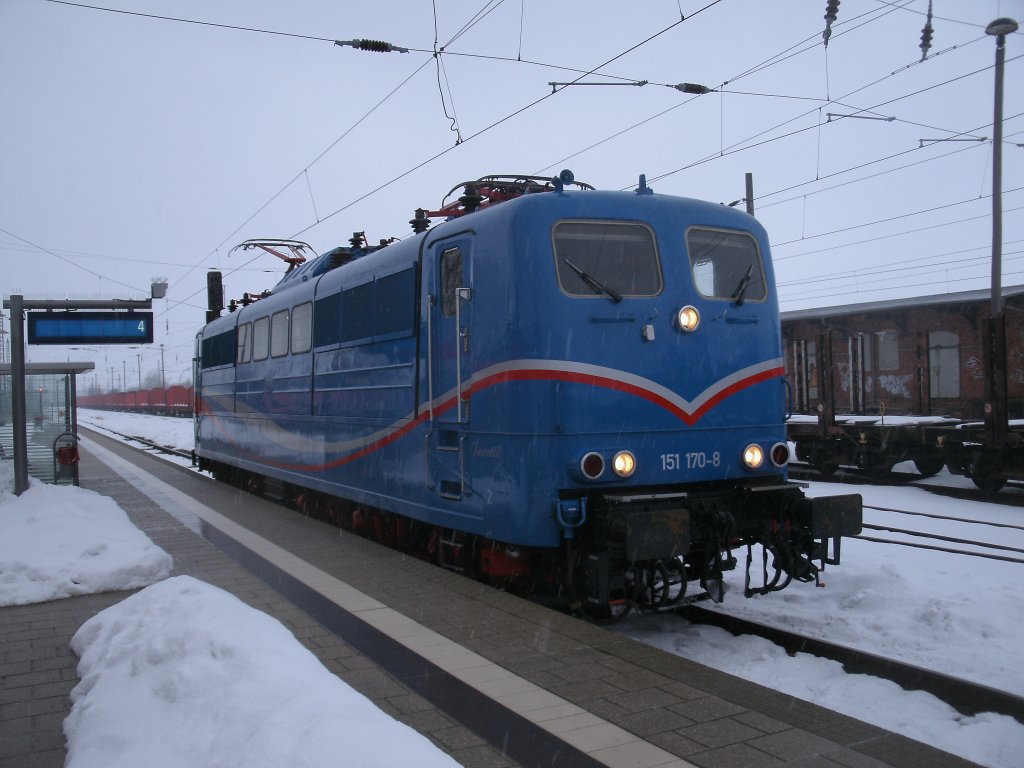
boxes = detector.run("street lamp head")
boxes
[986,18,1018,37]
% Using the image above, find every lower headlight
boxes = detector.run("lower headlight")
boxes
[612,450,636,477]
[770,442,790,467]
[580,452,605,480]
[742,444,764,469]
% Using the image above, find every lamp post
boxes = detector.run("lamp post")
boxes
[983,17,1017,451]
[986,17,1018,316]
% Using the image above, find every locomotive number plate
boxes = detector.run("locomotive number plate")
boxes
[660,452,721,471]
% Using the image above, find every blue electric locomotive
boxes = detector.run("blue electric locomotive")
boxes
[195,172,862,616]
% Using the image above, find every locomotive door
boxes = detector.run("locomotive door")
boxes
[427,238,473,498]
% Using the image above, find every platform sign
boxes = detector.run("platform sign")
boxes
[27,311,154,345]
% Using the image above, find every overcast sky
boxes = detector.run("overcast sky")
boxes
[2,0,1022,390]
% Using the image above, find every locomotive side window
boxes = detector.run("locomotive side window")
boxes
[270,310,289,358]
[553,222,661,298]
[341,282,374,342]
[236,322,252,364]
[291,302,312,354]
[313,293,341,347]
[441,248,463,317]
[377,268,417,335]
[252,316,269,361]
[200,328,236,369]
[686,228,766,303]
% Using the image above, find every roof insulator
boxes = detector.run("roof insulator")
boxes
[459,184,484,212]
[334,39,409,54]
[919,0,934,61]
[822,0,840,48]
[673,82,712,95]
[409,208,430,233]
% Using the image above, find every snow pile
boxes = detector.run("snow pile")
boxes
[0,461,172,607]
[65,575,461,768]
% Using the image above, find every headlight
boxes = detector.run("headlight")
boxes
[770,442,790,467]
[742,444,764,469]
[612,451,636,477]
[580,452,605,480]
[677,305,700,332]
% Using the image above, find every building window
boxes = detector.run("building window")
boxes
[929,330,960,398]
[877,330,899,371]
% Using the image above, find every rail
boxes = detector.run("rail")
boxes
[679,605,1024,724]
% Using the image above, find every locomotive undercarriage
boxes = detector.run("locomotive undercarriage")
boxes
[200,458,860,619]
[566,482,860,619]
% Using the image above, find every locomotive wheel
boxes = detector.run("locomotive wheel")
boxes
[912,456,944,477]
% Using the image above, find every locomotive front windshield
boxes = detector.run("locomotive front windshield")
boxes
[553,221,662,299]
[687,227,767,303]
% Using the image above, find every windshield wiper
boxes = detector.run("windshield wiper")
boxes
[563,258,622,303]
[731,264,753,307]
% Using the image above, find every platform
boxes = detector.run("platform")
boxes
[0,430,980,768]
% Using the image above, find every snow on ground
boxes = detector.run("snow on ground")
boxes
[0,460,172,607]
[78,409,195,463]
[59,410,1024,766]
[66,575,460,768]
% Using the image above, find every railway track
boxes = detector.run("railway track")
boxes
[79,424,195,463]
[856,503,1024,564]
[678,604,1024,724]
[789,462,1024,507]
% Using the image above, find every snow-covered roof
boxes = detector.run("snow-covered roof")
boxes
[781,284,1024,322]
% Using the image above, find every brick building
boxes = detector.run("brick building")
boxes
[781,285,1024,420]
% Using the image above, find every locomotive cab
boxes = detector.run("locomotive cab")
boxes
[416,180,861,615]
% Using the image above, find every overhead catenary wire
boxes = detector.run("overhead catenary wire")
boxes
[536,0,929,176]
[132,0,725,322]
[772,186,1024,250]
[780,249,1024,300]
[288,1,725,240]
[778,242,1024,289]
[644,52,1024,188]
[146,0,699,314]
[774,203,1024,261]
